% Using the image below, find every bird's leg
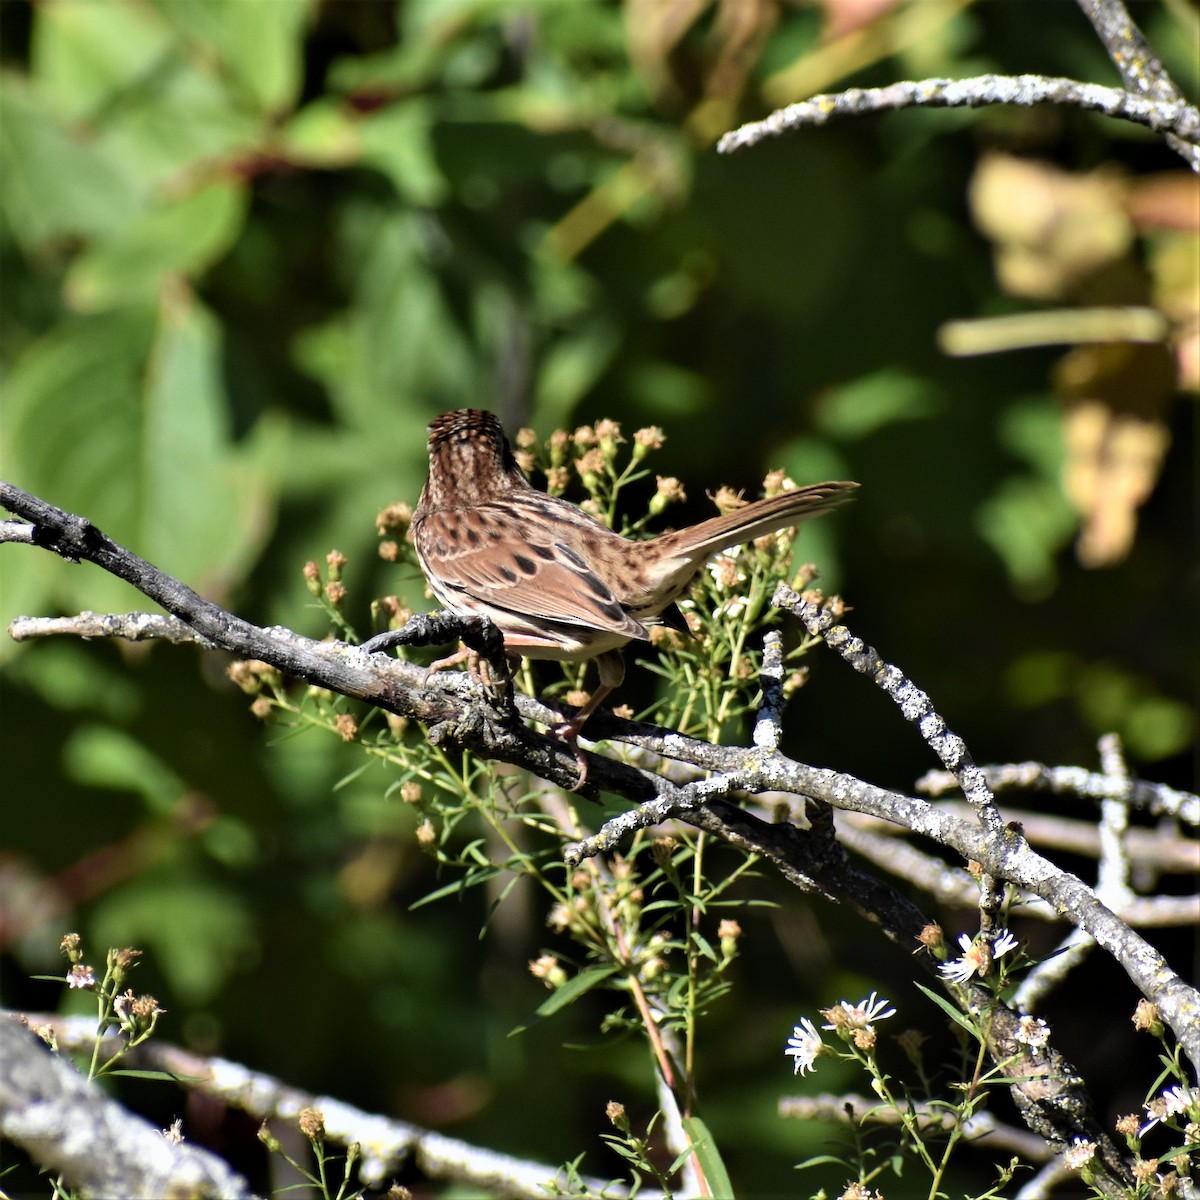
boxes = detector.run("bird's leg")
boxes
[550,650,625,788]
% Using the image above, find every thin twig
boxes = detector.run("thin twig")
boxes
[916,763,1199,825]
[753,628,786,750]
[0,519,35,544]
[10,611,218,647]
[1075,0,1200,168]
[718,75,1200,157]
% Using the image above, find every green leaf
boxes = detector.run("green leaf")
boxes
[2,307,159,614]
[535,965,619,1018]
[410,868,504,909]
[65,182,247,311]
[357,99,448,206]
[690,930,718,964]
[31,0,175,124]
[795,1153,856,1170]
[535,321,622,429]
[106,1069,192,1083]
[139,292,280,589]
[508,964,620,1036]
[915,982,982,1041]
[64,725,184,815]
[93,874,256,1004]
[279,98,363,169]
[976,476,1076,599]
[681,1116,734,1198]
[0,77,144,251]
[813,368,943,440]
[153,0,310,115]
[94,58,266,190]
[2,292,284,620]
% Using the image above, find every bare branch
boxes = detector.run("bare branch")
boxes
[838,816,1199,928]
[5,1012,625,1200]
[779,1091,1054,1162]
[753,627,786,750]
[0,480,601,795]
[917,763,1199,825]
[847,804,1198,875]
[10,610,218,647]
[772,583,1005,837]
[718,75,1200,158]
[0,1016,254,1199]
[0,519,35,544]
[1075,0,1200,168]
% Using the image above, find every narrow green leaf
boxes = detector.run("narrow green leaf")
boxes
[915,982,982,1040]
[410,869,503,909]
[508,965,620,1037]
[106,1068,197,1083]
[535,965,619,1018]
[795,1154,856,1170]
[681,1116,734,1199]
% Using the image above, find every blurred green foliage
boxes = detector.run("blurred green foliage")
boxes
[0,0,1195,1195]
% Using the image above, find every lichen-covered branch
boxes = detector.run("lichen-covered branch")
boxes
[917,762,1200,825]
[1075,0,1200,168]
[718,74,1200,160]
[1,1014,624,1200]
[0,1017,253,1200]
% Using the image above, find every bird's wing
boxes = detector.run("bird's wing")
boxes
[415,503,647,641]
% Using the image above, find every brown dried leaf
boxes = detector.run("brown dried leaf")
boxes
[970,154,1134,300]
[817,0,904,41]
[1055,343,1175,566]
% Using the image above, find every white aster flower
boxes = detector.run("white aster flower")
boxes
[785,1018,824,1075]
[1140,1084,1198,1134]
[992,929,1020,957]
[714,595,748,620]
[823,991,896,1032]
[66,964,96,989]
[1062,1138,1096,1170]
[1016,1014,1051,1051]
[706,551,746,593]
[939,929,1018,983]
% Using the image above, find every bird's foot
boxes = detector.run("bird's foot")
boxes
[550,717,592,791]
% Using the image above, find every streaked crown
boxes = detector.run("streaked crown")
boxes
[421,408,528,508]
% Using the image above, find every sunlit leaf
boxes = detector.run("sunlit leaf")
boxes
[0,77,144,250]
[65,182,247,312]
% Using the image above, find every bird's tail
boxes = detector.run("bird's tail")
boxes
[655,481,858,563]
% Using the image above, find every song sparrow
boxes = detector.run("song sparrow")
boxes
[411,408,856,771]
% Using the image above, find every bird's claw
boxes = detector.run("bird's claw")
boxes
[551,717,592,790]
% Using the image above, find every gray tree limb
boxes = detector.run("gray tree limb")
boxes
[1076,0,1200,168]
[0,1017,254,1200]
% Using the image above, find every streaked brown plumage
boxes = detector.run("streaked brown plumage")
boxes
[412,408,856,759]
